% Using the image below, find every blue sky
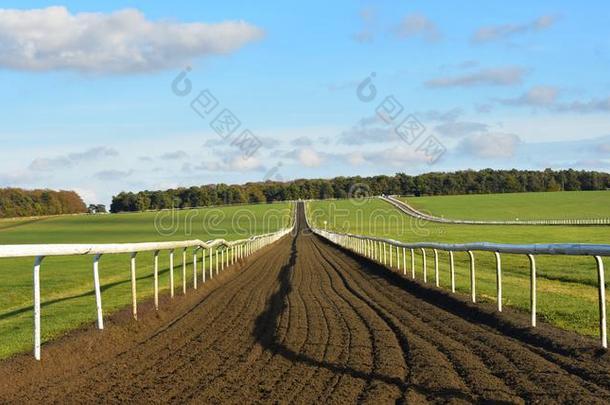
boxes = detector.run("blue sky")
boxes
[0,1,609,204]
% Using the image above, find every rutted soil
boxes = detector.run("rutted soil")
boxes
[0,203,609,404]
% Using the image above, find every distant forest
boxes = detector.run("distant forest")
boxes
[0,188,86,218]
[110,168,610,213]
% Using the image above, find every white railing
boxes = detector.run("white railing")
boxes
[383,195,610,226]
[0,208,295,360]
[304,203,609,349]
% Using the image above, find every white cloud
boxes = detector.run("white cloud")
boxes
[29,146,118,171]
[498,87,610,113]
[159,150,189,160]
[29,156,71,171]
[0,6,264,74]
[338,115,398,145]
[394,14,440,42]
[231,156,263,171]
[0,170,42,186]
[347,151,367,166]
[94,169,133,181]
[435,121,489,137]
[502,115,610,142]
[363,145,434,167]
[424,108,489,137]
[426,66,527,88]
[298,148,323,167]
[422,108,463,122]
[499,85,559,107]
[195,156,264,172]
[472,14,559,43]
[459,133,521,158]
[73,187,99,204]
[554,96,610,113]
[291,136,313,146]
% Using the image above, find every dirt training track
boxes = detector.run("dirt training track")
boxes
[1,204,610,404]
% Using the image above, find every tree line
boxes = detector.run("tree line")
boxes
[110,168,610,213]
[0,188,87,218]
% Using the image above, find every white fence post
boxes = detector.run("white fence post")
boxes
[528,254,537,327]
[421,248,427,283]
[182,248,187,295]
[130,252,137,320]
[33,256,44,361]
[169,249,174,298]
[215,248,219,275]
[433,249,439,287]
[209,249,213,279]
[395,245,398,270]
[495,252,502,312]
[193,249,198,289]
[449,251,455,293]
[595,256,607,348]
[202,249,206,283]
[411,248,415,279]
[93,254,104,329]
[154,250,159,310]
[468,250,475,303]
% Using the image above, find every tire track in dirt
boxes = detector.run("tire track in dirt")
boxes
[1,202,609,404]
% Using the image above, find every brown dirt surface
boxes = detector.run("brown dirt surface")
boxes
[1,203,609,404]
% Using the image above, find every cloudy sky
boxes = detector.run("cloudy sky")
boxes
[0,1,609,205]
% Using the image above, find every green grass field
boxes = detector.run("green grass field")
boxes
[0,202,291,359]
[308,197,609,339]
[401,190,610,221]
